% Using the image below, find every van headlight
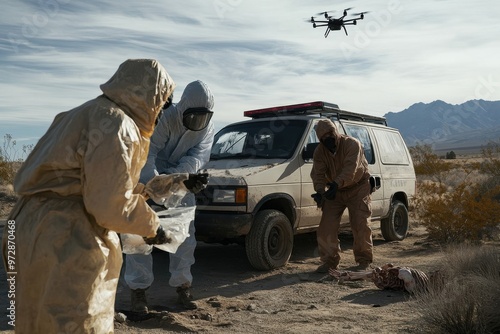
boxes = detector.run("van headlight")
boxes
[213,188,247,204]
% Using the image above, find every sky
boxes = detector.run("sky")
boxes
[1,0,500,153]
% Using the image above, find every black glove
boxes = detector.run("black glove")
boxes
[323,182,338,200]
[146,198,165,212]
[143,225,172,245]
[183,172,209,194]
[311,192,324,208]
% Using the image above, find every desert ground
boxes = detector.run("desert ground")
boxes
[112,224,441,334]
[0,185,449,334]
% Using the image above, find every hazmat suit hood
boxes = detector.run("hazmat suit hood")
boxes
[316,119,339,143]
[100,59,175,138]
[311,118,370,191]
[140,80,215,183]
[174,80,214,119]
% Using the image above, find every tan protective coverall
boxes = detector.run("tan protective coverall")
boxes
[310,119,373,267]
[2,59,175,333]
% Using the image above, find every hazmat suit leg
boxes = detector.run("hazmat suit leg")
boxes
[124,253,154,290]
[2,197,121,334]
[316,200,345,267]
[345,181,373,263]
[169,219,196,287]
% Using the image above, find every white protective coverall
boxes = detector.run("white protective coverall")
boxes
[125,80,214,289]
[1,59,175,333]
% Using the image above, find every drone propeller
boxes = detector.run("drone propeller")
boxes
[315,10,337,18]
[353,11,369,19]
[340,7,353,17]
[315,10,336,16]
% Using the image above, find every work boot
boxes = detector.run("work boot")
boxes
[315,261,338,273]
[356,260,371,271]
[130,288,148,313]
[176,285,197,310]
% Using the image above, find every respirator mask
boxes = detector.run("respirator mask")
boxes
[322,136,337,155]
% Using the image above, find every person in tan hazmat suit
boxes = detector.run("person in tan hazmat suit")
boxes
[1,59,177,333]
[310,119,374,273]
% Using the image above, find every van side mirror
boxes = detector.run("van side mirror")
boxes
[302,142,319,161]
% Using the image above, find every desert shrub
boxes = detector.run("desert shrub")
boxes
[0,134,31,185]
[445,151,456,159]
[477,142,500,202]
[479,142,500,178]
[0,151,16,185]
[413,245,500,334]
[409,144,453,184]
[1,135,14,184]
[414,182,500,243]
[411,144,500,243]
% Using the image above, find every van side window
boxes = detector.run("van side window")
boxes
[306,126,320,146]
[372,128,410,165]
[344,124,375,164]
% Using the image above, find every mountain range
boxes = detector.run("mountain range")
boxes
[384,99,500,154]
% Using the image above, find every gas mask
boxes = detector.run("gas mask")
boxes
[322,136,337,154]
[183,107,213,131]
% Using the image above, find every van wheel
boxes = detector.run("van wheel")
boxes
[245,210,293,270]
[380,200,408,241]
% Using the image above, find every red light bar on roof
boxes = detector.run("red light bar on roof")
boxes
[243,101,340,118]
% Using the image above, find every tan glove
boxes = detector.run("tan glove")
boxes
[144,173,189,204]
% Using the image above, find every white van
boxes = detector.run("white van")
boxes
[195,101,416,270]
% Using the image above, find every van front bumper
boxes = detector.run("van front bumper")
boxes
[194,210,253,241]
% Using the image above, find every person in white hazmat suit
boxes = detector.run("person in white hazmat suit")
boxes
[0,59,176,333]
[125,80,215,311]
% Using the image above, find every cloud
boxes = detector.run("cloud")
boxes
[1,0,500,146]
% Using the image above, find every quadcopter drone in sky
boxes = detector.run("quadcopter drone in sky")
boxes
[308,8,368,37]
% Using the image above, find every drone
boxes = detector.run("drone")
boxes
[307,8,368,37]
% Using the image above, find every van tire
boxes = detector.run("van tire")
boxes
[245,209,293,270]
[380,200,408,241]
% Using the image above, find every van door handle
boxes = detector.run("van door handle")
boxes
[370,176,381,192]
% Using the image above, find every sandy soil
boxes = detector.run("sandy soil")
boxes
[0,188,442,334]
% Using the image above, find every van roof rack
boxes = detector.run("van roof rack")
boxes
[243,101,387,125]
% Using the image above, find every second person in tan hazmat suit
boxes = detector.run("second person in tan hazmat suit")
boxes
[310,119,374,273]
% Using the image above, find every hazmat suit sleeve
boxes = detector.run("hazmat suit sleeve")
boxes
[334,138,366,189]
[82,117,159,238]
[164,123,215,174]
[141,119,215,181]
[310,147,329,194]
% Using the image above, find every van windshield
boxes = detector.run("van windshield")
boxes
[210,119,307,160]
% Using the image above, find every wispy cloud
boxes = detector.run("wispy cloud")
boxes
[1,0,500,146]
